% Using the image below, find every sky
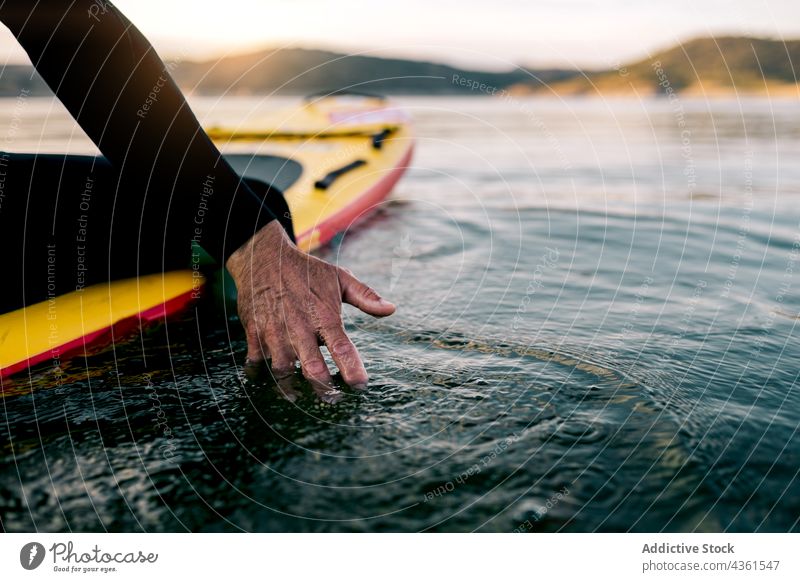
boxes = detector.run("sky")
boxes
[1,0,799,70]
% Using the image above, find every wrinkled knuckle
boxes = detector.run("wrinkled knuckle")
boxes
[318,312,342,330]
[303,358,328,377]
[331,337,355,357]
[363,287,381,301]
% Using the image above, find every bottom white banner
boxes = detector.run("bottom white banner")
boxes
[1,533,796,581]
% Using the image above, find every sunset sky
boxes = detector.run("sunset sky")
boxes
[1,0,798,70]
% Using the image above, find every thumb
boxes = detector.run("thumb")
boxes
[339,268,396,317]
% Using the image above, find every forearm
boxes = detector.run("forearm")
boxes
[0,0,276,262]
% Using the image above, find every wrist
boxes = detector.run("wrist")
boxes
[226,220,291,280]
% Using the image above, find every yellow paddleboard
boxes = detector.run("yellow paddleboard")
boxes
[0,95,413,379]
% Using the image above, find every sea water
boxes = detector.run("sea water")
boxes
[1,96,798,532]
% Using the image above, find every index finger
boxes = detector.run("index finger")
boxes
[320,325,368,389]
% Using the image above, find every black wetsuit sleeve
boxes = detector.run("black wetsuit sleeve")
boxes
[0,0,276,264]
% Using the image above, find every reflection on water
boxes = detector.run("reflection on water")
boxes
[1,96,799,532]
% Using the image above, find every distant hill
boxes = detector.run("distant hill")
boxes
[169,47,571,95]
[1,37,797,98]
[0,47,571,97]
[512,37,800,96]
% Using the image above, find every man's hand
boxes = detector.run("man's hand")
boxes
[225,221,396,392]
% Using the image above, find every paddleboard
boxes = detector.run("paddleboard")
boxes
[0,94,413,379]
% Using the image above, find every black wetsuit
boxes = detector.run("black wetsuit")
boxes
[0,1,293,313]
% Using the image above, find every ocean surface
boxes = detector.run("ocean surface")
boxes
[1,96,799,532]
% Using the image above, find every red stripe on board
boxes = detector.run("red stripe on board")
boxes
[296,141,414,248]
[0,289,199,379]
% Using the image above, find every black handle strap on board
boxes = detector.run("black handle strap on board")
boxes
[314,159,368,190]
[371,128,393,150]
